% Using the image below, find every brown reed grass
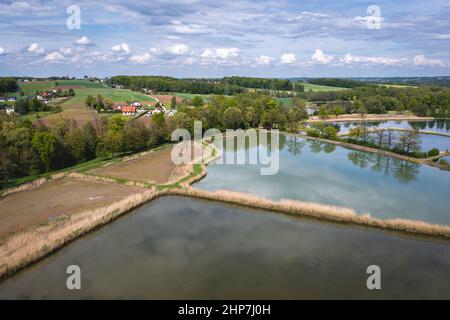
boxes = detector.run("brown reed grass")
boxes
[168,187,450,239]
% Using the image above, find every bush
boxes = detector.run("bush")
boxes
[427,148,440,157]
[439,159,449,166]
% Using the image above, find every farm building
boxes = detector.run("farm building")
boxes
[121,106,137,116]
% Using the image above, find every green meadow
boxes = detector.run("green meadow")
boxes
[62,88,157,108]
[301,82,348,92]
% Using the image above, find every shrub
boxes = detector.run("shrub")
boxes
[427,148,440,157]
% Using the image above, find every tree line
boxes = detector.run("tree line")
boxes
[307,85,450,117]
[1,92,309,187]
[306,78,367,88]
[109,76,302,95]
[222,77,295,91]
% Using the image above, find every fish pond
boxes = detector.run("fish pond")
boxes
[195,133,450,225]
[1,196,450,299]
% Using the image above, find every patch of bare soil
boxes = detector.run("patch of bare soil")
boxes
[0,178,142,239]
[91,144,202,184]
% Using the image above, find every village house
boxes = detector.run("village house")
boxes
[131,101,141,108]
[151,105,166,115]
[1,104,15,115]
[6,106,15,115]
[121,106,137,116]
[165,109,177,117]
[112,104,123,112]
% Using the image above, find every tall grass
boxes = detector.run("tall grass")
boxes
[169,187,450,239]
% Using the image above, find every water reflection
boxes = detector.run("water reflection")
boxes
[333,120,450,135]
[197,133,450,224]
[347,151,419,183]
[282,138,420,184]
[285,135,305,156]
[1,197,450,299]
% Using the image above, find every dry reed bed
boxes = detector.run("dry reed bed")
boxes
[168,187,450,239]
[0,189,166,280]
[67,172,151,188]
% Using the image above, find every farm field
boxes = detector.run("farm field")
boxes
[18,81,55,95]
[301,82,348,92]
[61,88,157,109]
[0,178,142,239]
[90,144,198,185]
[170,92,210,101]
[377,84,417,89]
[152,94,183,105]
[18,80,158,127]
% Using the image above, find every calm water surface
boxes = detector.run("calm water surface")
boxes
[1,197,450,299]
[334,119,450,134]
[195,134,450,225]
[353,131,450,152]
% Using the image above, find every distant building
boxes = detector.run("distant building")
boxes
[131,101,141,107]
[122,106,137,116]
[165,109,177,117]
[4,105,15,115]
[151,105,166,115]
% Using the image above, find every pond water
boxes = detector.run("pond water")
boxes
[351,131,450,153]
[333,119,450,135]
[195,134,450,225]
[1,196,450,299]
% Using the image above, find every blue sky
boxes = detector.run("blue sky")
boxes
[0,0,449,78]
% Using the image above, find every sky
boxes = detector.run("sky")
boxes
[0,0,450,78]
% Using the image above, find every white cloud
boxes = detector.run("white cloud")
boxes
[171,21,207,34]
[111,43,130,53]
[413,55,446,67]
[280,53,296,64]
[129,53,152,64]
[201,48,239,59]
[74,36,94,46]
[10,1,31,12]
[166,44,189,55]
[341,53,408,66]
[44,52,64,61]
[0,46,4,55]
[28,43,44,54]
[311,49,334,64]
[255,55,273,65]
[59,47,72,56]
